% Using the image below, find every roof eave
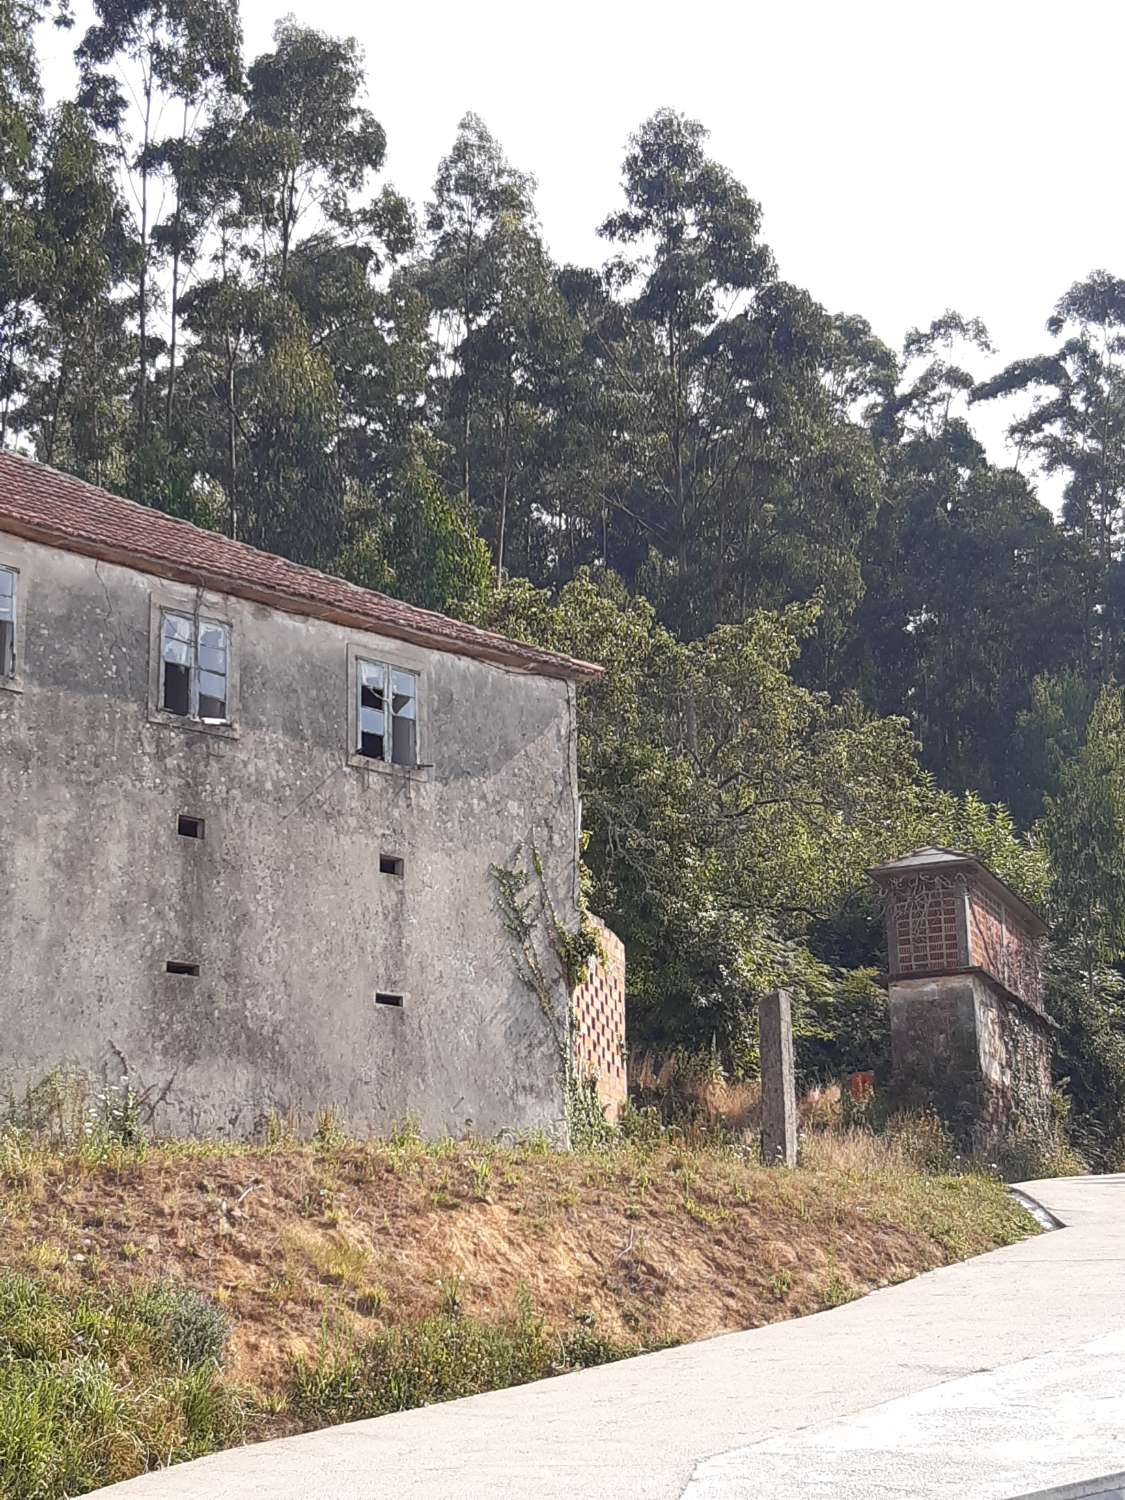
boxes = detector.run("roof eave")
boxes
[868,852,1047,937]
[0,513,603,683]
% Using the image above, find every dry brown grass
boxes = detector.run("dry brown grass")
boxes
[630,1051,762,1131]
[0,1122,1034,1407]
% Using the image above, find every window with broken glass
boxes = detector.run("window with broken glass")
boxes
[0,566,14,678]
[160,612,230,722]
[357,660,418,766]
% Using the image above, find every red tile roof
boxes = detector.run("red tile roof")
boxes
[0,450,601,681]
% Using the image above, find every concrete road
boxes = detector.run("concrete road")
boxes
[88,1175,1125,1500]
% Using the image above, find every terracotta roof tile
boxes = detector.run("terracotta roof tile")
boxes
[0,450,601,681]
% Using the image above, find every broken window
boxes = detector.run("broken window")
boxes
[160,612,229,723]
[0,566,15,677]
[357,660,417,766]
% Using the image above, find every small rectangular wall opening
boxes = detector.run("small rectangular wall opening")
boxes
[177,815,205,840]
[166,960,200,977]
[374,991,404,1007]
[379,855,404,877]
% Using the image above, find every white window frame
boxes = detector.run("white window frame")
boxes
[159,610,232,724]
[148,593,238,737]
[0,563,17,684]
[345,640,426,776]
[354,657,419,767]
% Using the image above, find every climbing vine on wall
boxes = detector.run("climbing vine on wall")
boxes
[491,838,609,1143]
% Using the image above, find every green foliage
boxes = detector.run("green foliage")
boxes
[1044,947,1125,1165]
[333,454,492,616]
[795,967,891,1084]
[131,1283,232,1369]
[8,15,1125,1154]
[289,1303,646,1428]
[1036,688,1125,1159]
[1007,671,1097,827]
[1043,686,1125,968]
[487,572,923,1065]
[0,1273,244,1500]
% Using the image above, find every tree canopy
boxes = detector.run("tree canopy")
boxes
[6,6,1125,1155]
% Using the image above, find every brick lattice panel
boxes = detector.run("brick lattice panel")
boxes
[892,874,961,974]
[889,870,1044,1011]
[571,919,626,1122]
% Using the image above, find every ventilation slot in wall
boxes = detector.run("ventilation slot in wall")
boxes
[177,815,205,839]
[374,991,404,1008]
[166,961,200,977]
[379,855,404,877]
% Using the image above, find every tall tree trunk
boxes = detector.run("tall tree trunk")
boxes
[0,323,17,447]
[136,40,155,452]
[225,332,238,539]
[164,101,189,436]
[44,339,71,465]
[496,353,513,577]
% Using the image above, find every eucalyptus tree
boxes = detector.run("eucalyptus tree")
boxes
[596,109,773,634]
[845,313,1088,798]
[420,113,546,556]
[595,111,888,664]
[1040,686,1125,1154]
[75,0,242,465]
[232,19,409,291]
[972,271,1125,681]
[0,0,49,444]
[21,102,134,481]
[173,21,415,558]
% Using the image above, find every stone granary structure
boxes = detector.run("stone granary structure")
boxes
[869,847,1052,1148]
[0,451,626,1139]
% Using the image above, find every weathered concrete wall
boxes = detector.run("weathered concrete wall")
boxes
[571,918,625,1122]
[0,531,581,1139]
[888,973,1052,1148]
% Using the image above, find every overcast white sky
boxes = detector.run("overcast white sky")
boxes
[37,0,1125,487]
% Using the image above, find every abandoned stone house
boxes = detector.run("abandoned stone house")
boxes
[0,450,625,1139]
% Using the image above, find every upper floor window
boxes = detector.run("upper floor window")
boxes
[357,660,417,766]
[0,566,14,678]
[160,611,230,722]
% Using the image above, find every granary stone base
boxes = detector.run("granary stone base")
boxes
[888,972,1053,1151]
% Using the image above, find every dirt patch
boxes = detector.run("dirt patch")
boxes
[0,1135,1033,1400]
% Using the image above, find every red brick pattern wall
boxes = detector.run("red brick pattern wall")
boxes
[890,875,963,975]
[571,918,626,1122]
[968,881,1005,973]
[887,871,1044,1011]
[967,879,1044,1011]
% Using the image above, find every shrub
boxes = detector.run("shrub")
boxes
[0,1273,246,1500]
[131,1284,232,1369]
[290,1306,647,1429]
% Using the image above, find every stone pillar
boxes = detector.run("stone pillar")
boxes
[760,989,798,1167]
[869,847,1053,1150]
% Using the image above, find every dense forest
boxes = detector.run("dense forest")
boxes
[5,0,1125,1158]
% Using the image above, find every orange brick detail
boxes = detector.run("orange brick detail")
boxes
[570,918,626,1123]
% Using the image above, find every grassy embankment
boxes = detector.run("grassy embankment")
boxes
[0,1091,1037,1500]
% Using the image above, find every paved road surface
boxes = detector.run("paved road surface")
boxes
[88,1175,1125,1500]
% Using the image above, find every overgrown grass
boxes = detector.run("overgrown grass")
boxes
[0,1069,1049,1500]
[0,1274,244,1500]
[0,1268,656,1500]
[290,1300,652,1428]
